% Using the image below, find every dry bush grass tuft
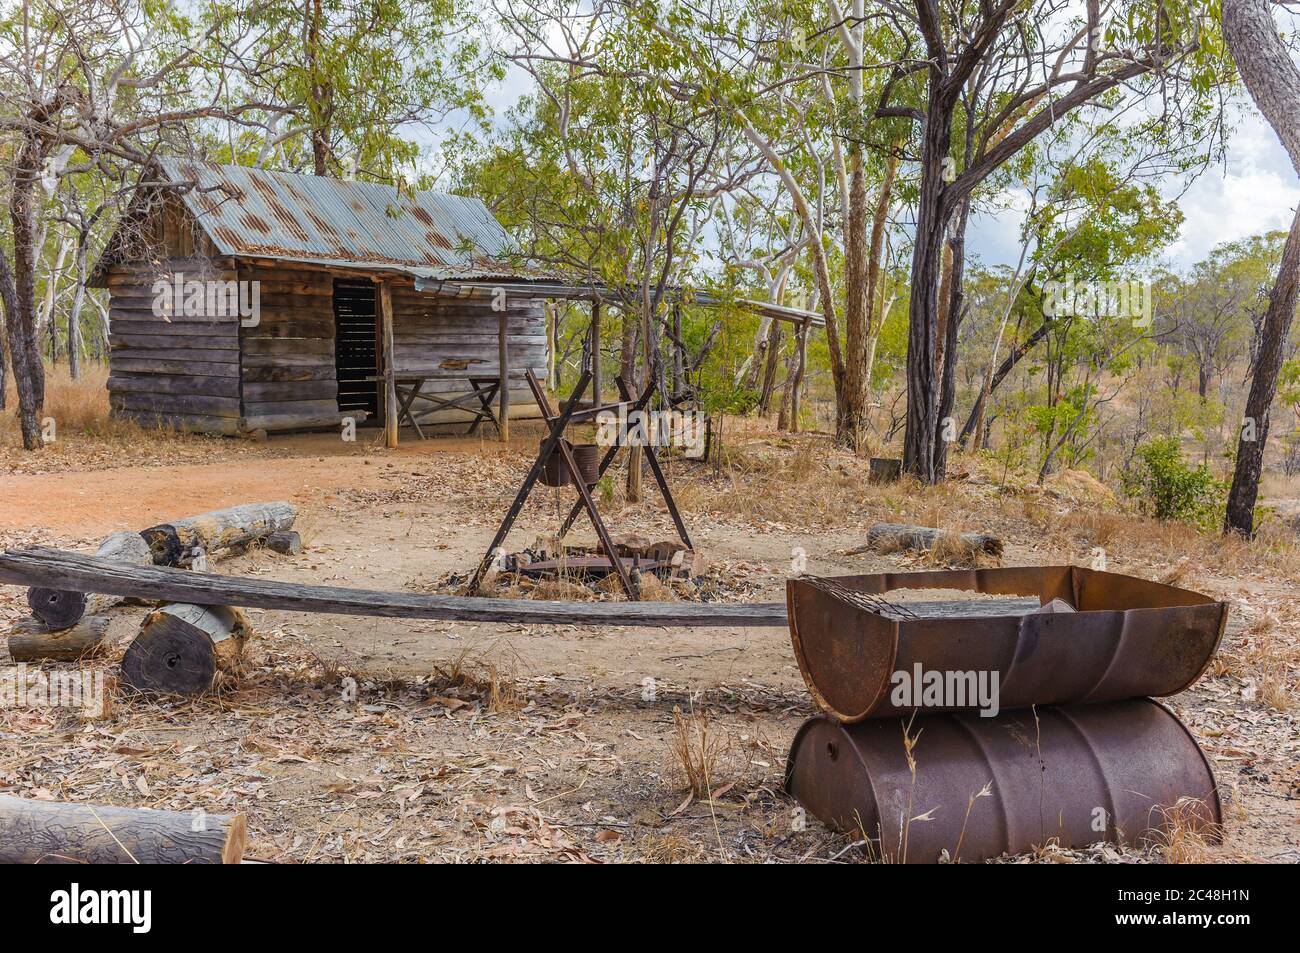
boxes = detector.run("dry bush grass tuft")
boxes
[1221,608,1300,711]
[638,833,711,863]
[431,650,523,714]
[669,704,728,798]
[1149,797,1225,863]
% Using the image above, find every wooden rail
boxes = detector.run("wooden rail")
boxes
[0,548,1048,629]
[0,547,788,627]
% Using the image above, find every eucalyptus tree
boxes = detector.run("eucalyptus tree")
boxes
[1222,0,1300,536]
[854,0,1231,482]
[229,0,495,179]
[0,0,291,449]
[477,1,766,493]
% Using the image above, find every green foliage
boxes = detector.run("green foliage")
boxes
[1122,437,1226,528]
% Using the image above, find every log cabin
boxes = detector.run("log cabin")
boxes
[90,159,551,439]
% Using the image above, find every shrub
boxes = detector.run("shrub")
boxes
[1122,437,1225,528]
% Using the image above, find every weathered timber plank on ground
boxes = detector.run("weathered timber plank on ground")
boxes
[0,547,789,626]
[0,548,1052,627]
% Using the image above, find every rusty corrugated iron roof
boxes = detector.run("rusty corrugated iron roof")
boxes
[158,158,527,279]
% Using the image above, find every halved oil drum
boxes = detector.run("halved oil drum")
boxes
[786,699,1221,863]
[787,566,1227,721]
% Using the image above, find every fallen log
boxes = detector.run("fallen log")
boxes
[120,604,251,697]
[141,501,297,567]
[7,614,112,662]
[26,531,153,628]
[0,794,245,864]
[0,547,1056,629]
[860,522,1004,558]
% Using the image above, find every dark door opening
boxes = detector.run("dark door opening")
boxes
[334,279,379,420]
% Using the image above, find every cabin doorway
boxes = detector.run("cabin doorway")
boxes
[333,279,379,421]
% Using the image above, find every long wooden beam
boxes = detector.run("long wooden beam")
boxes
[0,547,787,627]
[0,548,1048,628]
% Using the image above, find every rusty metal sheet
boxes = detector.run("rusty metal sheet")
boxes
[156,159,519,279]
[787,566,1227,722]
[786,699,1221,863]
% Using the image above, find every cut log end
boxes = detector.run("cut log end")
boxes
[120,604,250,697]
[26,532,153,627]
[26,587,88,629]
[264,530,302,556]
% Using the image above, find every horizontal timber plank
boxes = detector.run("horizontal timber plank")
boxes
[241,321,334,339]
[110,346,240,363]
[242,338,333,357]
[113,410,242,435]
[0,548,790,627]
[237,281,331,296]
[242,364,337,383]
[111,392,241,417]
[242,380,338,402]
[108,374,241,398]
[110,357,240,377]
[110,326,241,345]
[242,399,339,418]
[242,352,336,369]
[242,411,361,432]
[110,305,240,324]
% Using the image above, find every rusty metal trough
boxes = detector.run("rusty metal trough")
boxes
[787,566,1227,722]
[786,699,1221,863]
[784,566,1227,862]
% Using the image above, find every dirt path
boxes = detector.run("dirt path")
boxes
[0,431,526,535]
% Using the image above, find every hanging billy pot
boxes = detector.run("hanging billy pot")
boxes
[539,440,601,488]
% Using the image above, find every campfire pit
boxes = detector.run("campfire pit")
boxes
[505,537,704,584]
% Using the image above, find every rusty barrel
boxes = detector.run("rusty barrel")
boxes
[786,699,1221,863]
[787,566,1227,722]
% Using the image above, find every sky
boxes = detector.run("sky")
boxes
[967,100,1300,272]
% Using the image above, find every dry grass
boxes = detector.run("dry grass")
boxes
[431,650,523,714]
[1221,607,1300,711]
[638,832,712,863]
[669,704,728,799]
[1149,797,1225,863]
[0,363,246,470]
[3,364,105,440]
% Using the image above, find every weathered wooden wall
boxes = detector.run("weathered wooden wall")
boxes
[108,264,548,435]
[388,281,546,425]
[105,257,244,436]
[237,263,341,432]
